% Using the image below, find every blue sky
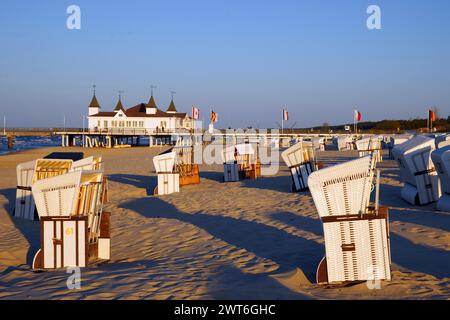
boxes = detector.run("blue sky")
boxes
[0,0,449,128]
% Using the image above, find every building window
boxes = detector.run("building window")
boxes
[97,120,100,127]
[139,121,144,128]
[133,121,137,127]
[104,120,108,128]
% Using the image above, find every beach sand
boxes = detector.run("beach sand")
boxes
[0,146,448,299]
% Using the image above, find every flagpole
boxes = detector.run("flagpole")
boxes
[427,110,430,133]
[281,109,284,135]
[3,116,5,136]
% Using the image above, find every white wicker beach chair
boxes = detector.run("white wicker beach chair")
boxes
[308,155,391,284]
[153,151,179,195]
[14,160,37,220]
[355,136,383,163]
[431,145,450,211]
[332,135,353,151]
[222,144,259,182]
[31,170,108,269]
[311,137,325,151]
[392,135,441,205]
[281,140,317,191]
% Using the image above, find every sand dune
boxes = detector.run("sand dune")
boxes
[0,147,448,299]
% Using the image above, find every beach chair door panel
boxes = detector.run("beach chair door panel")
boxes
[43,220,63,269]
[15,189,35,220]
[62,220,86,267]
[410,151,441,204]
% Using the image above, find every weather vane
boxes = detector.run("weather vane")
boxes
[93,84,96,95]
[170,91,176,100]
[150,84,157,96]
[118,90,124,100]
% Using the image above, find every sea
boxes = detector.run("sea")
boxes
[0,135,152,156]
[0,136,61,156]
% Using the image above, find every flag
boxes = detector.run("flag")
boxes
[211,111,217,123]
[429,110,437,122]
[192,106,200,120]
[354,110,362,122]
[283,109,289,121]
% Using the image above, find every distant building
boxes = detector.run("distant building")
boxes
[87,92,194,133]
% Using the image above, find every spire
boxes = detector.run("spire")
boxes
[114,90,125,112]
[167,99,177,113]
[167,91,177,113]
[88,84,100,109]
[147,85,157,108]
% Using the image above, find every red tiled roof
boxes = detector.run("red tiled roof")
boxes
[90,103,187,118]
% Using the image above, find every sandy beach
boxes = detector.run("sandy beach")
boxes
[0,146,448,299]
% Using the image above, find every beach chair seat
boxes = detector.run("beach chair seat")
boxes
[392,136,441,205]
[281,140,317,192]
[33,159,73,183]
[431,145,450,211]
[308,155,391,285]
[31,170,109,270]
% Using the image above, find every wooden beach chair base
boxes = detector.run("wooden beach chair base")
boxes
[315,207,391,285]
[223,163,239,182]
[32,212,111,271]
[154,173,180,196]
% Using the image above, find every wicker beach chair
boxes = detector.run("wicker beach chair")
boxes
[31,170,110,269]
[222,143,259,182]
[308,155,391,285]
[392,135,441,205]
[281,140,317,192]
[355,136,383,163]
[332,135,353,151]
[431,145,450,211]
[153,151,179,195]
[172,146,200,186]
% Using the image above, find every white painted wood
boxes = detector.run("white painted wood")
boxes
[157,173,180,195]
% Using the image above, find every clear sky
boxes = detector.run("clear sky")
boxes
[0,0,449,128]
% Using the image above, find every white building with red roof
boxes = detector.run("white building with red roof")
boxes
[87,92,194,133]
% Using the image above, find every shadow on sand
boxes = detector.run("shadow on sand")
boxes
[0,188,40,266]
[120,196,324,283]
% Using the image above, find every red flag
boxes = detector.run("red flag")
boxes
[429,110,436,122]
[192,106,200,120]
[283,110,289,121]
[211,111,217,123]
[354,110,361,122]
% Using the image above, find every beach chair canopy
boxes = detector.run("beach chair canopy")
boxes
[281,140,314,167]
[32,170,104,218]
[435,134,450,149]
[153,151,176,173]
[308,155,375,218]
[392,135,435,186]
[431,145,450,194]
